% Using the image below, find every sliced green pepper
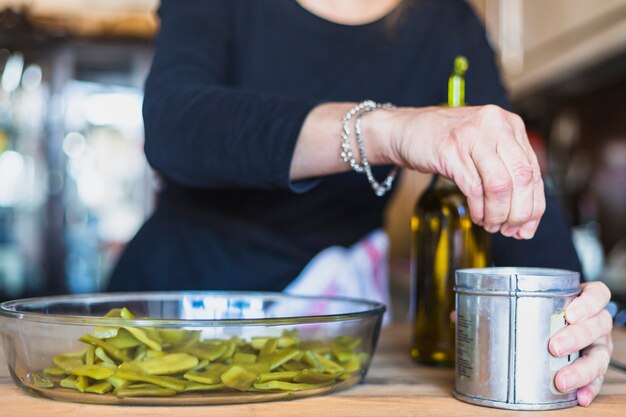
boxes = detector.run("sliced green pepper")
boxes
[76,376,89,392]
[43,367,67,376]
[259,348,300,371]
[107,375,131,389]
[259,338,278,356]
[313,353,344,376]
[115,384,177,398]
[69,364,116,380]
[221,338,240,360]
[33,374,54,388]
[60,376,79,390]
[277,336,298,348]
[185,342,227,361]
[106,328,142,349]
[39,307,368,398]
[253,380,333,391]
[293,369,336,384]
[302,350,324,372]
[343,356,362,373]
[53,353,84,372]
[85,345,95,366]
[192,359,210,371]
[122,326,161,351]
[184,382,225,392]
[79,334,130,362]
[157,329,198,344]
[257,371,299,383]
[233,352,257,364]
[85,381,113,394]
[220,365,259,391]
[94,347,116,365]
[103,307,135,319]
[183,364,229,385]
[281,361,309,372]
[135,352,198,375]
[93,326,118,339]
[115,363,188,391]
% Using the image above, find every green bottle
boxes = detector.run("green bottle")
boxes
[410,56,491,367]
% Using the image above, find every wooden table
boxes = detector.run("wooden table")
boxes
[1,324,626,416]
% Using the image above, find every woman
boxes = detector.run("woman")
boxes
[109,0,613,406]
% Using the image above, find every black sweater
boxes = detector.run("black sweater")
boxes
[108,0,581,291]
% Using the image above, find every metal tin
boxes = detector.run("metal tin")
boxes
[453,267,581,410]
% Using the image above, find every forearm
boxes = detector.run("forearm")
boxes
[290,102,399,181]
[293,102,546,240]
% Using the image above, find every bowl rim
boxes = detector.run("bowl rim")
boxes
[0,291,386,327]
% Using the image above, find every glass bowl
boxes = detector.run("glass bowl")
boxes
[0,291,385,405]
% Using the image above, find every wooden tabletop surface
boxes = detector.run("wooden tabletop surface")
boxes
[1,324,626,416]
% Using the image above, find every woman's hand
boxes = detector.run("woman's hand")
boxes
[386,104,544,239]
[295,103,544,239]
[548,281,614,406]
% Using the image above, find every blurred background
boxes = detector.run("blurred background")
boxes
[0,1,624,320]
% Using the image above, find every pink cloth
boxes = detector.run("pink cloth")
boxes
[284,229,392,324]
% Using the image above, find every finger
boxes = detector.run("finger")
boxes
[550,310,613,358]
[453,157,485,226]
[566,282,612,324]
[507,114,545,239]
[470,142,512,232]
[516,176,545,239]
[509,114,541,179]
[450,310,457,323]
[554,342,610,393]
[495,135,535,236]
[577,375,604,407]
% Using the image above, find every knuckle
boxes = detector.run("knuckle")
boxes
[577,321,596,347]
[478,104,504,122]
[485,210,508,226]
[468,180,483,198]
[508,212,531,226]
[512,165,534,187]
[577,366,595,387]
[594,348,611,380]
[484,176,512,197]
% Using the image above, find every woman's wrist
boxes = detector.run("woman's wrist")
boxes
[362,105,440,172]
[359,106,402,167]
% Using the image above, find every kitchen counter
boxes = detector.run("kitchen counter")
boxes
[1,324,626,416]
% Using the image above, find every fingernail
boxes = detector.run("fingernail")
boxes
[553,335,576,357]
[519,221,538,239]
[558,371,579,392]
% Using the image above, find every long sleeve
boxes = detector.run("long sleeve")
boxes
[492,191,582,273]
[143,0,320,190]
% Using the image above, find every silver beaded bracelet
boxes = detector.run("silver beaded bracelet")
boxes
[341,100,398,197]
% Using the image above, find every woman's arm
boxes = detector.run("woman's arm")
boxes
[143,0,321,191]
[146,1,543,239]
[294,102,545,240]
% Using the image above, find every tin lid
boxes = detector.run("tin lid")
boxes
[455,267,580,296]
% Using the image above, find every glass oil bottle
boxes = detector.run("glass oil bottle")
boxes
[410,56,491,366]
